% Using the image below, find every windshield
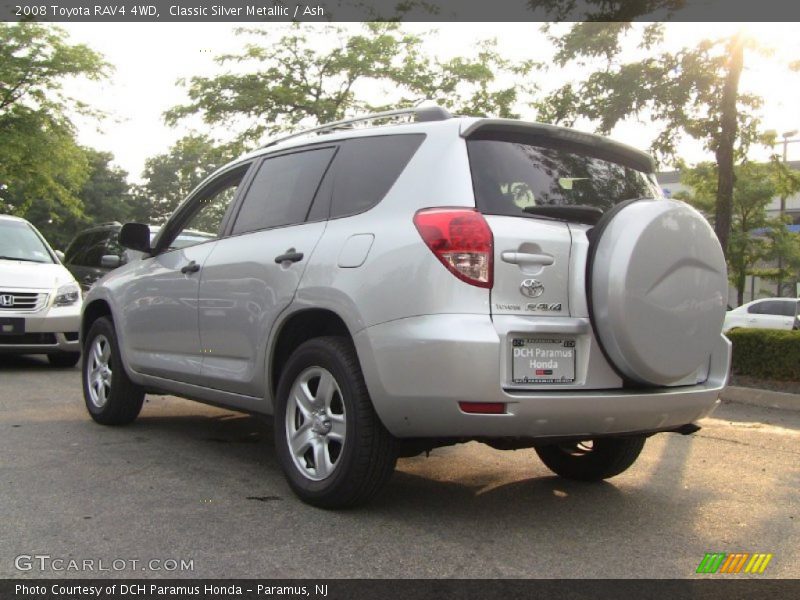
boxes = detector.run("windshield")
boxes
[0,220,55,263]
[467,136,662,218]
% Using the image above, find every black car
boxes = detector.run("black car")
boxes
[64,223,213,290]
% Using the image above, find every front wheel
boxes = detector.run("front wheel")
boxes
[82,317,144,426]
[274,336,397,508]
[535,436,646,481]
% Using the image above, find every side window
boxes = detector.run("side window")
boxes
[69,232,104,266]
[232,147,336,235]
[329,134,425,219]
[83,238,109,268]
[747,302,765,315]
[776,302,797,317]
[103,230,124,259]
[64,234,87,264]
[164,166,249,251]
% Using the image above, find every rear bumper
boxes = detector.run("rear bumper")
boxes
[0,304,81,355]
[354,314,730,439]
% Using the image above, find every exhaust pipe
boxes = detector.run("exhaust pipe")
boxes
[671,423,701,436]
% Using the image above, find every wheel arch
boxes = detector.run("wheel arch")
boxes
[81,298,114,346]
[269,308,353,398]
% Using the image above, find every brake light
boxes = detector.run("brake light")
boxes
[413,208,493,288]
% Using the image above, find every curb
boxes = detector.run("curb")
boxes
[719,386,800,411]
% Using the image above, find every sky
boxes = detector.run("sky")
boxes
[57,22,800,183]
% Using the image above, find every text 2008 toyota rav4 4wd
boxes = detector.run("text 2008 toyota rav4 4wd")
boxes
[80,107,730,507]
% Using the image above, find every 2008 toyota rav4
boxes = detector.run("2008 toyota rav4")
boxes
[80,107,730,507]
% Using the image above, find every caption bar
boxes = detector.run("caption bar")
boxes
[3,0,800,22]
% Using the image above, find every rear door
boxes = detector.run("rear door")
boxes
[196,145,338,396]
[465,128,666,389]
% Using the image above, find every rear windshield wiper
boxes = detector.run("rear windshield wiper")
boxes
[0,255,46,263]
[522,205,604,225]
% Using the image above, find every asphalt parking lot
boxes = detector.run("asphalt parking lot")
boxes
[2,355,798,579]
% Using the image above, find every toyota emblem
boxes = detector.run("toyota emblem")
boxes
[519,279,544,298]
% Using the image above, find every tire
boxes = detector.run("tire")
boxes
[48,352,80,368]
[535,436,646,481]
[82,317,144,426]
[274,336,397,508]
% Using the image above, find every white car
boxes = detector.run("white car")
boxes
[0,215,82,366]
[723,298,799,333]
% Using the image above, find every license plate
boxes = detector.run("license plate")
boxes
[511,337,576,384]
[0,317,25,335]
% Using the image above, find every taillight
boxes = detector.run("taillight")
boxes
[413,208,493,288]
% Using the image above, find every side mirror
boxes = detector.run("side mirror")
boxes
[54,250,65,262]
[119,223,152,254]
[101,255,122,269]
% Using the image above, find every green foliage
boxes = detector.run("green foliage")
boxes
[534,23,774,257]
[29,149,133,249]
[727,328,800,381]
[133,134,242,224]
[676,161,795,305]
[530,0,686,21]
[536,25,762,164]
[164,23,533,145]
[0,111,89,218]
[0,22,109,228]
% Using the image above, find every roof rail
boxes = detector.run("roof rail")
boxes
[88,221,123,229]
[260,106,452,149]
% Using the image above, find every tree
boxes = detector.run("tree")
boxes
[528,0,687,21]
[676,162,796,305]
[133,134,241,224]
[164,23,533,145]
[0,23,109,223]
[22,149,133,249]
[768,156,800,295]
[535,23,767,257]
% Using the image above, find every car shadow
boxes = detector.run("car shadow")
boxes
[0,354,75,370]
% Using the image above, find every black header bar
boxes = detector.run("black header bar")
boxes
[2,0,800,22]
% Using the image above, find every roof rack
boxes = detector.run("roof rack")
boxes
[260,106,452,149]
[87,221,123,229]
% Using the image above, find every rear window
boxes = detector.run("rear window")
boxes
[467,135,661,218]
[329,134,425,219]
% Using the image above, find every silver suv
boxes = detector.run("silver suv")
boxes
[80,107,730,507]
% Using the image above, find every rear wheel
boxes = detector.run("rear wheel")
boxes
[535,436,646,481]
[48,352,80,368]
[82,317,144,426]
[274,336,397,508]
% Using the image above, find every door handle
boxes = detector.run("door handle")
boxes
[181,260,201,274]
[501,251,554,266]
[274,248,304,264]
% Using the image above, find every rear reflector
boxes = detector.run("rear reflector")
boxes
[413,208,493,288]
[458,402,506,414]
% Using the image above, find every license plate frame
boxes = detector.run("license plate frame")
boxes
[511,337,576,384]
[0,317,25,335]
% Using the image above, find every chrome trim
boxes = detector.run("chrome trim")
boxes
[0,290,49,313]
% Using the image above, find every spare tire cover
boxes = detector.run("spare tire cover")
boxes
[589,199,727,386]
